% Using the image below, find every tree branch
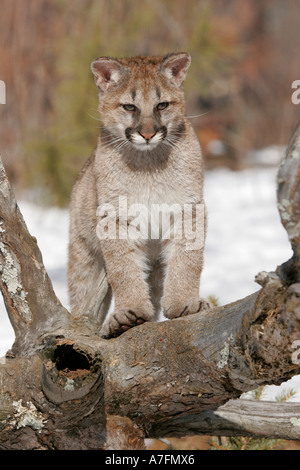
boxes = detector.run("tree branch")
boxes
[0,122,299,449]
[152,399,300,440]
[0,158,70,356]
[276,122,300,283]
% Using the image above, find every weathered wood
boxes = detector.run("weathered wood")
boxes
[152,399,300,440]
[0,121,299,449]
[277,122,300,258]
[277,122,300,284]
[0,158,70,356]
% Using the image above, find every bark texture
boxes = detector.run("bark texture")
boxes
[0,122,300,449]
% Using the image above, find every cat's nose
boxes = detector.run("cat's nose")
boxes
[140,131,155,141]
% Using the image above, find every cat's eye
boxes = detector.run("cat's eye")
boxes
[157,102,169,111]
[122,104,136,112]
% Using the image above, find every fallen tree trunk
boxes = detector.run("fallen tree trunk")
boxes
[0,122,299,450]
[152,399,300,440]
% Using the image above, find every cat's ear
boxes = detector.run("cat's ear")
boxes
[91,57,123,91]
[161,52,191,86]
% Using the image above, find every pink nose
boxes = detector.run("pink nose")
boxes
[140,131,155,141]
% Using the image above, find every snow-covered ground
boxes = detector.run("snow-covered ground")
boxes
[1,154,299,400]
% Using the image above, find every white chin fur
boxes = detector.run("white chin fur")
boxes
[132,142,159,151]
[131,133,162,152]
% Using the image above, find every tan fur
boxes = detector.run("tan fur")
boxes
[68,53,208,338]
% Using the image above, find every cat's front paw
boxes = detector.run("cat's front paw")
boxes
[163,297,211,320]
[100,307,154,339]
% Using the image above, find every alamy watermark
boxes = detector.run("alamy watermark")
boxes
[0,80,6,105]
[96,196,205,250]
[291,80,300,104]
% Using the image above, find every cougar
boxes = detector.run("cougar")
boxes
[68,52,209,338]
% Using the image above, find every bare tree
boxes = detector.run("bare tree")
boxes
[0,123,300,450]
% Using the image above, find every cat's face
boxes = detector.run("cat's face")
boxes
[91,53,190,153]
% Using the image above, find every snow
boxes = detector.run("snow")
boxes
[0,152,298,401]
[202,166,292,304]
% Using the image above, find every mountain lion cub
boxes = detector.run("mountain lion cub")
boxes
[68,53,208,338]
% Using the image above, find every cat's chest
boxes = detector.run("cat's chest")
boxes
[99,162,199,211]
[125,171,194,207]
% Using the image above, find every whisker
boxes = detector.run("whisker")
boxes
[185,111,210,119]
[115,141,128,152]
[87,113,102,122]
[101,134,129,150]
[100,132,123,141]
[101,135,122,142]
[101,139,123,148]
[163,138,180,150]
[85,108,104,122]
